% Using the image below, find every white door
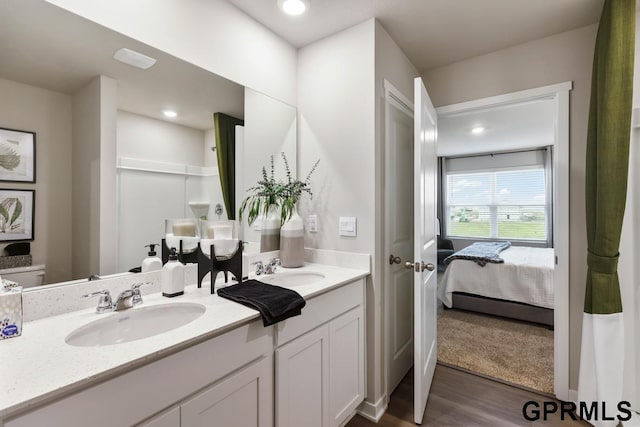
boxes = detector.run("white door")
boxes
[409,77,438,424]
[384,86,415,394]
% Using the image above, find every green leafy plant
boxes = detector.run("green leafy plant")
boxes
[239,155,285,226]
[239,153,320,226]
[0,143,21,171]
[0,198,23,233]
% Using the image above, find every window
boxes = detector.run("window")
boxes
[443,150,551,243]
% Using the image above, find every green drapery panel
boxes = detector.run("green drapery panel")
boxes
[584,0,635,315]
[214,113,244,220]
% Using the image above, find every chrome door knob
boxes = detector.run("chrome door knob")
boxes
[404,261,435,272]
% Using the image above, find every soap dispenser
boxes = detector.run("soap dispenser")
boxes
[162,247,185,297]
[141,244,162,272]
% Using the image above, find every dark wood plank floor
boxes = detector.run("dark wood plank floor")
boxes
[346,365,590,426]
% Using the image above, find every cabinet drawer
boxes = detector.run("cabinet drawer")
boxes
[6,321,272,427]
[276,279,363,347]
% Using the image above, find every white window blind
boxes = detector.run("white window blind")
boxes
[443,149,551,244]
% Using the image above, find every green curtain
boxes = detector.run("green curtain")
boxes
[214,113,244,220]
[578,0,634,420]
[584,0,634,316]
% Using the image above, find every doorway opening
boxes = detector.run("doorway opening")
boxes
[383,82,571,405]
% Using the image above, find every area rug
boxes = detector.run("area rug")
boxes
[437,308,554,394]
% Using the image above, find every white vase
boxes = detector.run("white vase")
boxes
[260,205,281,252]
[280,207,304,268]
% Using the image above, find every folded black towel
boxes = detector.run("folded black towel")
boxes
[217,279,306,326]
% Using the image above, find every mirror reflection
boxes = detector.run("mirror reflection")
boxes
[0,1,296,288]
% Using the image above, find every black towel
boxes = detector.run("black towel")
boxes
[217,280,306,326]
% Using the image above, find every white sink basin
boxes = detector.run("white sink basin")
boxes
[259,271,325,287]
[66,302,206,347]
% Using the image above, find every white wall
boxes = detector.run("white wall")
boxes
[0,77,73,284]
[298,18,421,413]
[298,19,377,407]
[117,111,207,166]
[99,76,118,276]
[422,24,597,391]
[44,0,297,106]
[72,75,118,279]
[116,112,224,270]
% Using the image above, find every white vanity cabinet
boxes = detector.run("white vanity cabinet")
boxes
[275,279,365,427]
[2,273,367,427]
[5,322,273,427]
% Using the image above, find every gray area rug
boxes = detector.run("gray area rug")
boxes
[437,308,554,394]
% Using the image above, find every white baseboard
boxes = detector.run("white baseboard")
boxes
[357,395,387,422]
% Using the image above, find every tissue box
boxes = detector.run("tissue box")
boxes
[0,282,22,340]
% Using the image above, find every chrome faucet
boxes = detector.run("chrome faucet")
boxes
[82,282,152,313]
[253,258,281,276]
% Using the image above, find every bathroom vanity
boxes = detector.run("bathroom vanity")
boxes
[0,260,368,427]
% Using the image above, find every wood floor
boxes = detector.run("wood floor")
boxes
[346,365,590,426]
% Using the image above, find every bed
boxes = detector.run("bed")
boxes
[438,245,555,327]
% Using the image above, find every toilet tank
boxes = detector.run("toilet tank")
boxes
[0,264,46,288]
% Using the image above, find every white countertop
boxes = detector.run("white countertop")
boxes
[0,263,368,419]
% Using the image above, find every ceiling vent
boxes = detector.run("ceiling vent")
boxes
[113,48,157,70]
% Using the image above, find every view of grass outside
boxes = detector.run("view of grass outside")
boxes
[450,220,546,239]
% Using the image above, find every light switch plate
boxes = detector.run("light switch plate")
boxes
[253,217,263,231]
[339,216,357,237]
[308,215,318,233]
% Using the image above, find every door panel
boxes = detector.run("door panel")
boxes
[385,97,415,393]
[413,77,438,424]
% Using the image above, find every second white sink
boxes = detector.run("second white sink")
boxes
[258,271,325,287]
[66,302,206,347]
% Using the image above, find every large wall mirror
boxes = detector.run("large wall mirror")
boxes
[0,1,296,287]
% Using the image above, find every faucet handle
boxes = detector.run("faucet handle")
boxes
[268,258,281,273]
[82,289,113,313]
[251,261,265,275]
[131,282,152,306]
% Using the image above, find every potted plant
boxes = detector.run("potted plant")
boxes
[279,153,319,267]
[239,155,284,252]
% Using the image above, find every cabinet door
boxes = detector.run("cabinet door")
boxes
[137,406,180,427]
[181,355,273,427]
[329,306,365,427]
[276,325,330,427]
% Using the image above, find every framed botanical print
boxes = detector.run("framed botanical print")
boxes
[0,189,34,242]
[0,127,36,183]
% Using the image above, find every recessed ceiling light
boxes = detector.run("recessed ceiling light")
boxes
[113,48,157,70]
[471,126,485,135]
[277,0,309,16]
[163,110,178,118]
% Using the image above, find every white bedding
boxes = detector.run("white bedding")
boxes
[439,246,555,309]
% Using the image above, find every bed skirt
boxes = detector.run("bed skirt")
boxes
[451,292,554,328]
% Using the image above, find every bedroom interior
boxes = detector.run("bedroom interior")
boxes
[434,87,565,394]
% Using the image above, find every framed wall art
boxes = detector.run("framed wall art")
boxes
[0,127,36,183]
[0,189,34,242]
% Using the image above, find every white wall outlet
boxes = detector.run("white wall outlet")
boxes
[308,215,318,233]
[338,216,357,237]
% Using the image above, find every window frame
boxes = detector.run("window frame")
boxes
[441,149,553,247]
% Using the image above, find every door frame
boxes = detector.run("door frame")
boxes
[382,79,415,401]
[435,81,572,401]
